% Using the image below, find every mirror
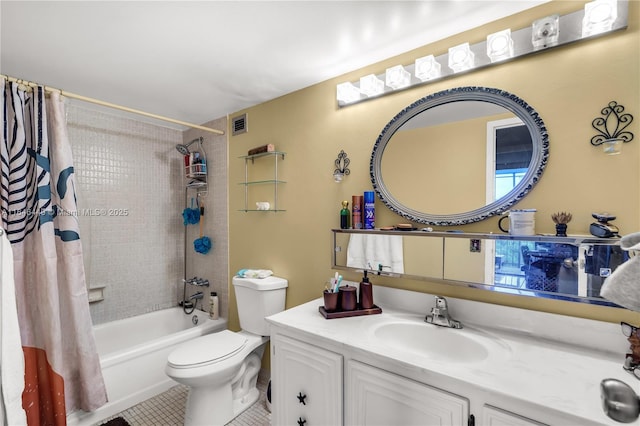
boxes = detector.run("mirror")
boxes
[370,86,548,225]
[333,229,626,306]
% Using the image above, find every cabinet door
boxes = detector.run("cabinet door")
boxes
[482,405,547,426]
[346,360,469,426]
[272,334,343,426]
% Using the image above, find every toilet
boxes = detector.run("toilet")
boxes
[165,276,287,426]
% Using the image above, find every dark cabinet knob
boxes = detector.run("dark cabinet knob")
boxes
[297,392,307,405]
[297,417,307,426]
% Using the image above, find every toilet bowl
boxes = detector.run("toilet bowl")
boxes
[165,276,287,426]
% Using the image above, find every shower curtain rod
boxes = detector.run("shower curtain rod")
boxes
[1,74,225,135]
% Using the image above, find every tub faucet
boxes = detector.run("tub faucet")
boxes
[425,296,462,329]
[189,291,204,301]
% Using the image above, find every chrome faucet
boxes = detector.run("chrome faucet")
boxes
[425,296,462,329]
[189,291,204,301]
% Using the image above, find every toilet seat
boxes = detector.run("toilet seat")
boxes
[167,330,248,369]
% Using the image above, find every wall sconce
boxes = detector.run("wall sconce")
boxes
[333,150,350,182]
[532,14,560,50]
[414,55,441,82]
[487,29,514,63]
[360,74,384,97]
[583,0,618,37]
[385,65,411,90]
[590,101,634,155]
[335,0,628,108]
[448,43,475,73]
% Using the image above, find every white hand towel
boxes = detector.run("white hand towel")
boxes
[347,234,404,274]
[601,232,640,311]
[0,231,27,425]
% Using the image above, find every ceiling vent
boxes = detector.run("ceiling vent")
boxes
[231,113,248,136]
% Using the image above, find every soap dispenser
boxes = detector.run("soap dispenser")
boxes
[359,270,374,309]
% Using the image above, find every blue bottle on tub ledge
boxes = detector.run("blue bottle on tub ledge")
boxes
[364,191,375,229]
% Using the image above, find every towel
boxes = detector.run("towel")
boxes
[347,234,404,274]
[0,231,27,425]
[601,232,640,311]
[237,269,273,279]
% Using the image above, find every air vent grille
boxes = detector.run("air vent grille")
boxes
[232,113,247,136]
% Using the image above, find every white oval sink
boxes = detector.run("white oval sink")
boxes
[373,321,509,363]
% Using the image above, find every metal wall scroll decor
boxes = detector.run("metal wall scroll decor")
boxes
[590,101,634,154]
[333,150,350,182]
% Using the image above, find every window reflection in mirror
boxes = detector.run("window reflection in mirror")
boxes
[485,119,534,292]
[444,238,628,301]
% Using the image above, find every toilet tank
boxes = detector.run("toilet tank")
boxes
[232,276,288,336]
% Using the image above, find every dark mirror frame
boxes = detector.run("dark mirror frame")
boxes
[370,86,549,226]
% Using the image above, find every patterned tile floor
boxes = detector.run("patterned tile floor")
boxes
[100,375,270,426]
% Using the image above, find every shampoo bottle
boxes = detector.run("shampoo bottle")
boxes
[359,270,374,309]
[340,201,350,229]
[209,292,219,320]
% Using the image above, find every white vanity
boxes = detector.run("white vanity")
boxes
[266,285,639,426]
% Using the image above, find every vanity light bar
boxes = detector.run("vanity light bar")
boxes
[336,0,628,107]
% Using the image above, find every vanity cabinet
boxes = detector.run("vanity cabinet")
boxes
[346,360,469,425]
[271,334,342,426]
[239,151,285,212]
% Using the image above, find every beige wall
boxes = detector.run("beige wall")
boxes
[228,0,640,344]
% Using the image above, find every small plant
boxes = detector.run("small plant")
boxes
[551,211,572,224]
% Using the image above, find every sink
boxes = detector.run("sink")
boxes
[373,321,509,363]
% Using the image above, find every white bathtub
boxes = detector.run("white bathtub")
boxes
[67,307,227,426]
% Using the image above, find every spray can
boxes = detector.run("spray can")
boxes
[364,191,375,229]
[352,195,363,229]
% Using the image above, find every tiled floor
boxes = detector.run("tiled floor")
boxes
[100,375,270,426]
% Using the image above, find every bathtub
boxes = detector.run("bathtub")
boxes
[67,307,227,426]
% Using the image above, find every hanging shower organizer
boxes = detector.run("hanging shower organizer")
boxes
[183,138,208,195]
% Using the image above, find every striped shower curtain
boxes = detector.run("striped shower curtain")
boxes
[1,80,107,424]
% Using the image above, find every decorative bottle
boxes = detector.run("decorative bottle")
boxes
[340,201,350,229]
[209,292,219,320]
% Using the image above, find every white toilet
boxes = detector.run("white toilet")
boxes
[165,276,287,426]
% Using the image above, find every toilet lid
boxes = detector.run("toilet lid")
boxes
[167,330,248,368]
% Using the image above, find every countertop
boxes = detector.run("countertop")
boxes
[266,284,640,425]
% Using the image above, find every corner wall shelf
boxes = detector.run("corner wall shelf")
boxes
[239,151,286,212]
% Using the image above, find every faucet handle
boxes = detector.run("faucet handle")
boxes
[434,296,448,309]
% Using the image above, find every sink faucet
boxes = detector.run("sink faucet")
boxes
[425,296,462,329]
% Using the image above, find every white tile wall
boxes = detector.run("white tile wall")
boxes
[66,104,190,324]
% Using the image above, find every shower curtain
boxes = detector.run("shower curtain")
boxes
[1,79,107,424]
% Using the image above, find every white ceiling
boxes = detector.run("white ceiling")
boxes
[1,1,548,129]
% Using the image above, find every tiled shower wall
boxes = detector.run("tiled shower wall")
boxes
[66,104,227,324]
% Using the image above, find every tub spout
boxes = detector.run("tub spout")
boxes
[189,291,204,301]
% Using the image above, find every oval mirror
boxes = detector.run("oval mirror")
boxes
[370,87,549,226]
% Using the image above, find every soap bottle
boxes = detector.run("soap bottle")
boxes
[209,292,219,320]
[340,201,350,229]
[359,270,374,309]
